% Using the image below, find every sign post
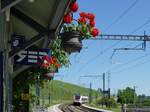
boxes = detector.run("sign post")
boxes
[0,51,3,112]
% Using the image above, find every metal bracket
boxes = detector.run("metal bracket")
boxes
[110,32,148,59]
[110,41,146,59]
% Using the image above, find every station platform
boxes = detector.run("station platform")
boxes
[82,104,114,112]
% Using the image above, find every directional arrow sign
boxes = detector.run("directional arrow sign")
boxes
[14,48,51,65]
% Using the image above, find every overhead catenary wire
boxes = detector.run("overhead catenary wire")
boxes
[74,0,139,66]
[112,55,150,74]
[78,0,139,58]
[112,17,150,69]
[74,32,147,75]
[103,0,139,32]
[73,40,121,76]
[122,19,150,48]
[107,20,150,72]
[109,19,150,68]
[68,0,140,78]
[77,32,149,76]
[110,53,150,72]
[108,19,150,73]
[108,20,150,71]
[102,0,140,58]
[110,17,150,58]
[131,19,150,34]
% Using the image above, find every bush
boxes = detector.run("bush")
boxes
[96,97,118,108]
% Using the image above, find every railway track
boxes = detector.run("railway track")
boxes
[59,104,103,112]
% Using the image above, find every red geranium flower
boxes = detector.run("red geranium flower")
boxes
[55,63,61,69]
[90,19,95,27]
[42,55,50,62]
[78,17,87,24]
[69,1,79,12]
[50,56,57,64]
[63,13,72,23]
[79,12,87,18]
[41,62,50,68]
[91,28,99,37]
[87,13,95,20]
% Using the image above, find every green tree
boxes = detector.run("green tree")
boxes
[137,94,150,106]
[117,87,135,104]
[117,87,136,111]
[117,90,126,104]
[96,97,117,108]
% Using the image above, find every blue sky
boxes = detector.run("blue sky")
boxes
[55,0,150,95]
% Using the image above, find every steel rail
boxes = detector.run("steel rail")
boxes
[59,104,104,112]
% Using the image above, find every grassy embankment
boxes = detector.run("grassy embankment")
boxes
[30,80,100,107]
[30,80,120,111]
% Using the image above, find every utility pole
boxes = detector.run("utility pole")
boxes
[107,72,110,90]
[89,82,92,104]
[102,72,111,107]
[102,73,105,107]
[133,86,137,105]
[80,75,103,104]
[107,72,111,107]
[103,73,105,93]
[108,72,111,99]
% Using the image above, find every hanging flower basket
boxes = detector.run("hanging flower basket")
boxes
[60,30,83,53]
[60,0,100,53]
[38,55,60,80]
[38,67,56,80]
[43,72,54,80]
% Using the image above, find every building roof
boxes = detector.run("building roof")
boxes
[11,0,71,77]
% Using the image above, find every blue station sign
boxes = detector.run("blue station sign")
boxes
[14,48,51,65]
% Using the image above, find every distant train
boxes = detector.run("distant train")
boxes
[73,93,88,105]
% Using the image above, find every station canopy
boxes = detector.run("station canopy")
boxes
[9,0,71,77]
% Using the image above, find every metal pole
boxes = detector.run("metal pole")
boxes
[0,12,10,112]
[36,76,40,105]
[0,52,3,112]
[103,73,105,93]
[102,73,105,107]
[48,81,50,105]
[107,72,110,91]
[89,82,92,104]
[133,86,137,105]
[51,81,53,104]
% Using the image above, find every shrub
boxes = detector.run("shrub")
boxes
[96,97,118,108]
